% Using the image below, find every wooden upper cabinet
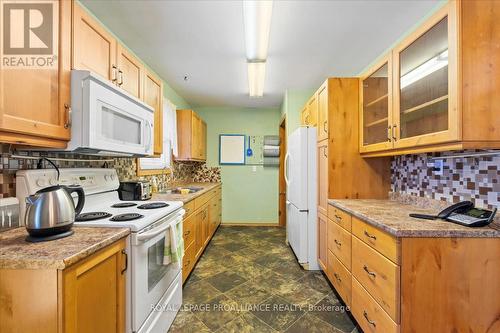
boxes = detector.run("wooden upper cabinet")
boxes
[360,55,393,153]
[317,83,329,141]
[176,109,207,161]
[392,5,458,149]
[362,0,500,156]
[72,2,117,82]
[143,70,163,156]
[117,44,144,99]
[307,95,318,127]
[0,0,71,148]
[301,106,309,125]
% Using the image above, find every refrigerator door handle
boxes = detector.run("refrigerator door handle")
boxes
[284,152,290,185]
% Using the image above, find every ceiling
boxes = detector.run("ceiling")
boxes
[81,0,441,108]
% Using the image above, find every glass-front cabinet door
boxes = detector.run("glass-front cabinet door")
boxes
[392,4,459,148]
[360,55,393,153]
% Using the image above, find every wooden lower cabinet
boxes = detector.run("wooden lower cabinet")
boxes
[0,238,127,333]
[324,204,500,332]
[182,185,222,283]
[352,278,398,333]
[317,213,328,271]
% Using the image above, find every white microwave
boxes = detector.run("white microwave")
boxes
[68,70,154,157]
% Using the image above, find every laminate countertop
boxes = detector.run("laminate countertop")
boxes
[152,182,221,204]
[0,227,130,270]
[328,199,500,238]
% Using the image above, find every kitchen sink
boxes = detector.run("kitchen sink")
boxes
[162,187,203,194]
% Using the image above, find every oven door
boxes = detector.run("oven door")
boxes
[131,209,184,332]
[86,73,154,156]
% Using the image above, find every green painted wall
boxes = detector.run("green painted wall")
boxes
[195,107,281,224]
[78,1,190,109]
[280,89,315,138]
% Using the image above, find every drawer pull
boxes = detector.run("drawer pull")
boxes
[363,265,376,278]
[363,311,376,327]
[364,230,377,240]
[334,214,342,221]
[333,272,342,282]
[334,239,342,247]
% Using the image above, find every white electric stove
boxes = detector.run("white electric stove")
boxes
[16,168,184,333]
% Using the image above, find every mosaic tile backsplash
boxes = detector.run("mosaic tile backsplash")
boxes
[0,145,221,198]
[391,151,500,210]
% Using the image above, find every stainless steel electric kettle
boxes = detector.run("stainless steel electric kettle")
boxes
[25,185,85,237]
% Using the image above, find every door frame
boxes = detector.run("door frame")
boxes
[279,116,287,227]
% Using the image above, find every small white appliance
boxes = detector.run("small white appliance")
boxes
[68,70,155,156]
[285,126,319,270]
[16,168,183,333]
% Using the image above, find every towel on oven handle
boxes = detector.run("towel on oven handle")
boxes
[163,221,184,265]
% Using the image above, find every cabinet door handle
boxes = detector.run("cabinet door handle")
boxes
[333,272,341,282]
[64,104,72,129]
[323,146,328,158]
[363,311,376,327]
[184,230,190,236]
[184,259,190,267]
[112,65,117,82]
[334,214,342,221]
[334,239,342,247]
[305,115,309,125]
[392,124,398,141]
[118,69,124,86]
[323,120,328,133]
[121,249,128,274]
[364,230,377,240]
[363,265,376,278]
[387,125,392,142]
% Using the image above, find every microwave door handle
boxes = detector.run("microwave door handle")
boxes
[145,120,152,151]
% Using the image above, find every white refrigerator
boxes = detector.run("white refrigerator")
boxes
[285,126,319,270]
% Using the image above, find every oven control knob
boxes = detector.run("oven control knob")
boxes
[36,179,46,187]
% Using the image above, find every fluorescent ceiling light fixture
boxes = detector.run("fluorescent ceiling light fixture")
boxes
[243,0,273,61]
[401,49,448,89]
[248,61,266,97]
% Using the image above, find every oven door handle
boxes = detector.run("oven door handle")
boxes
[136,211,184,242]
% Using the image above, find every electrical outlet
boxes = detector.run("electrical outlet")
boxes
[433,159,444,176]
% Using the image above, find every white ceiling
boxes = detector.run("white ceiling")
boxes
[80,0,441,108]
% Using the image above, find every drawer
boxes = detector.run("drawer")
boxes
[352,217,399,264]
[352,236,400,322]
[352,278,399,333]
[182,241,196,282]
[183,214,196,247]
[327,219,352,271]
[194,192,210,210]
[183,200,195,218]
[327,250,352,306]
[327,205,352,231]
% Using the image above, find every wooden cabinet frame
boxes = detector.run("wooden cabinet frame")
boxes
[392,2,460,149]
[359,53,394,153]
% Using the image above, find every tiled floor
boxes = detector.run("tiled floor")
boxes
[169,226,359,333]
